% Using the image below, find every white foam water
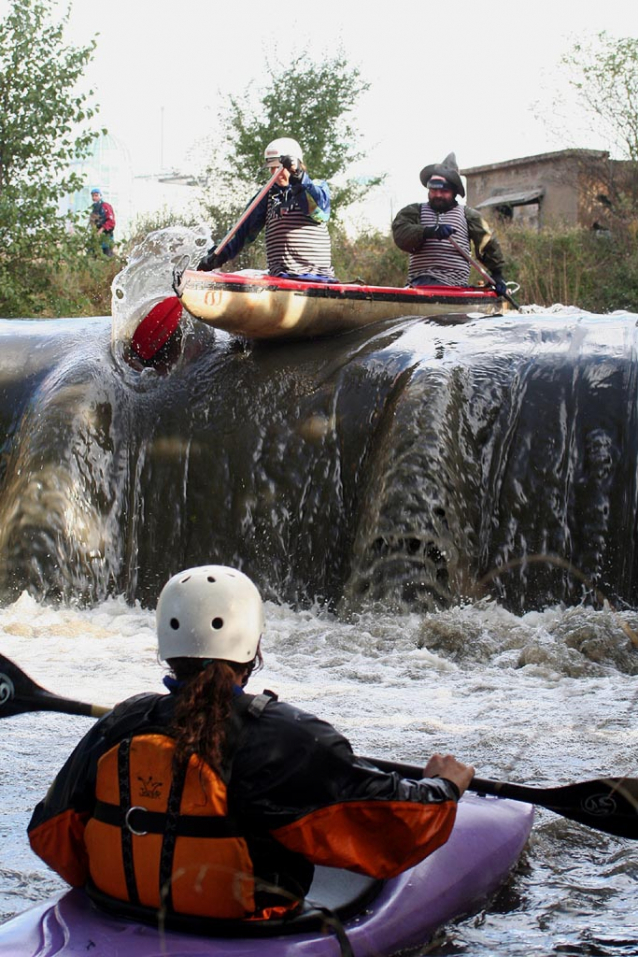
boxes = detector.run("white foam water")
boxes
[2,593,638,954]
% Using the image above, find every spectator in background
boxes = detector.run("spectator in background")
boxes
[89,188,116,257]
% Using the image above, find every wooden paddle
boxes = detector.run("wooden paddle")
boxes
[445,232,521,310]
[214,164,283,259]
[2,654,636,839]
[130,165,283,361]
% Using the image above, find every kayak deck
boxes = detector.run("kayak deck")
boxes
[0,794,533,956]
[176,269,511,340]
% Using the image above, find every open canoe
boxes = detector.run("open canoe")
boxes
[176,269,512,341]
[0,794,533,957]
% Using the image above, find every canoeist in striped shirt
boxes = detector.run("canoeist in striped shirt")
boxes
[198,136,335,282]
[392,153,508,293]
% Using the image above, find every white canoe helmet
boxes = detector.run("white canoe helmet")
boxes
[264,137,303,169]
[157,565,264,664]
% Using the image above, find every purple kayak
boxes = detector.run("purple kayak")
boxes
[0,794,533,957]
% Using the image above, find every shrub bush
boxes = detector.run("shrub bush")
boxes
[497,223,638,312]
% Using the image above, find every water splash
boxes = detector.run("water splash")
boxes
[110,225,211,361]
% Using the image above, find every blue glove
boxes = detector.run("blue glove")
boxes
[198,245,223,271]
[423,224,455,240]
[492,274,508,296]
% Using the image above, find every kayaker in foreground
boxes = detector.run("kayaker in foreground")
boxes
[198,136,336,282]
[392,152,509,292]
[27,565,473,923]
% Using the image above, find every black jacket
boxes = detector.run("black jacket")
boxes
[28,687,460,915]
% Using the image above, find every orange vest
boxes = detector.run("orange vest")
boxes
[84,733,256,919]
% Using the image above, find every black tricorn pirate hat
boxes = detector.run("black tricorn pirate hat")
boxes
[419,152,465,198]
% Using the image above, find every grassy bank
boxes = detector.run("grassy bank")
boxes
[498,224,638,312]
[0,251,121,318]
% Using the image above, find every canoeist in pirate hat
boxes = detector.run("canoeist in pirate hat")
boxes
[392,152,509,292]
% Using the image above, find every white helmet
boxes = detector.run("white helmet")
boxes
[157,565,264,664]
[264,137,303,168]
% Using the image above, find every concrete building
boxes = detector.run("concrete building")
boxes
[461,149,632,231]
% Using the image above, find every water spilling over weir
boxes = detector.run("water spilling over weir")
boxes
[1,304,637,614]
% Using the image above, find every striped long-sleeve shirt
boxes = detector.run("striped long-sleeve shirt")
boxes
[216,174,334,280]
[392,202,506,286]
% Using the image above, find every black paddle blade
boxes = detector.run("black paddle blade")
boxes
[0,654,104,719]
[472,777,638,840]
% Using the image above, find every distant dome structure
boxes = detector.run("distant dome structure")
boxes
[62,131,135,232]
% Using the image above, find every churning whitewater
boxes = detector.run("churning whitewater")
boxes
[2,595,638,955]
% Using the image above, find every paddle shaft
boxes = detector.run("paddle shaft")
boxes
[367,755,531,800]
[7,692,109,719]
[435,217,521,309]
[3,654,637,839]
[215,165,282,258]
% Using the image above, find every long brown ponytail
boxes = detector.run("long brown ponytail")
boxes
[167,653,261,772]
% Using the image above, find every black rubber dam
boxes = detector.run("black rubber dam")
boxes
[1,310,636,613]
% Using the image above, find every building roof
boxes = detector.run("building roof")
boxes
[462,149,609,176]
[476,188,545,209]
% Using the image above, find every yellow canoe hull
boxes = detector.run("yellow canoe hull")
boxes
[177,270,511,340]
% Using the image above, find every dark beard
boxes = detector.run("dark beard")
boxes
[429,196,456,213]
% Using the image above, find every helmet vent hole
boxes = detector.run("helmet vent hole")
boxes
[170,617,180,630]
[211,617,224,630]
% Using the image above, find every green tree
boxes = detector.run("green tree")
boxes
[561,33,638,162]
[0,0,103,315]
[556,33,638,227]
[200,50,384,268]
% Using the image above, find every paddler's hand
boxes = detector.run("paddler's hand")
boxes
[198,245,223,272]
[422,224,455,241]
[423,753,475,797]
[281,154,304,185]
[491,273,508,297]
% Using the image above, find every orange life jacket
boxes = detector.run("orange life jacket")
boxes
[84,732,257,919]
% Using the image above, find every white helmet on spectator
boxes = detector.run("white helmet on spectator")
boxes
[157,565,264,663]
[264,137,303,169]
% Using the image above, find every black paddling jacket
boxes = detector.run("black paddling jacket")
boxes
[28,688,460,921]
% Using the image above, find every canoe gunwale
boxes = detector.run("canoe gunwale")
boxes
[177,270,506,308]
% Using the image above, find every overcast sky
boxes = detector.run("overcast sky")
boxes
[3,0,638,228]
